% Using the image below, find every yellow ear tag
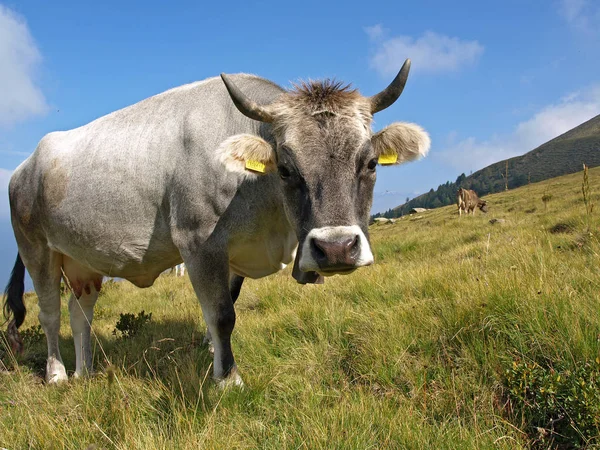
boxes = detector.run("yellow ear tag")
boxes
[245,159,266,173]
[378,153,398,165]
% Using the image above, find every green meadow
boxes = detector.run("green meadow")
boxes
[1,167,599,449]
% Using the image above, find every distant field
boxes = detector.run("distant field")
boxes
[1,168,599,449]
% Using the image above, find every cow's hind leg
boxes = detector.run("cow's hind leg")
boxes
[23,249,67,383]
[68,289,99,377]
[63,256,102,378]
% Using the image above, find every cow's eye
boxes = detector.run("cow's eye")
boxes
[278,165,291,179]
[367,158,378,171]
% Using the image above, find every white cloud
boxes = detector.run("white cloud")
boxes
[558,0,600,34]
[366,27,484,77]
[436,85,600,173]
[0,5,48,127]
[364,24,384,41]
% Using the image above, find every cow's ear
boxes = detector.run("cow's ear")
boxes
[217,134,276,176]
[371,122,430,166]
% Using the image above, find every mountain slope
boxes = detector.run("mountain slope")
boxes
[472,113,600,190]
[381,114,600,217]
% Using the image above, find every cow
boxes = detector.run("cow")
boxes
[457,188,488,216]
[170,263,186,277]
[3,59,430,387]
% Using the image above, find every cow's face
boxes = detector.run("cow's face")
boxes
[479,201,489,213]
[220,60,430,276]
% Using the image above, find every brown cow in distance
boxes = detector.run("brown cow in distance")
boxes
[457,188,488,216]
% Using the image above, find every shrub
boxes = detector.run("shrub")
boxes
[503,358,600,448]
[20,324,44,345]
[112,310,153,339]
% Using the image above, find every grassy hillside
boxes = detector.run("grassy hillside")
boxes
[2,167,600,449]
[465,114,600,195]
[383,114,600,217]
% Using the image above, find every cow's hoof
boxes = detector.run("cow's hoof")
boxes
[7,320,23,355]
[216,368,244,390]
[46,357,68,384]
[72,369,93,379]
[203,333,215,355]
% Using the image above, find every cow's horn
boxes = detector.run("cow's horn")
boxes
[369,59,411,114]
[220,74,274,123]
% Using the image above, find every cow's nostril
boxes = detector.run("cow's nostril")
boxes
[347,235,359,253]
[345,235,360,263]
[311,238,328,260]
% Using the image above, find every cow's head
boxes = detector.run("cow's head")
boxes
[220,60,430,277]
[479,201,489,213]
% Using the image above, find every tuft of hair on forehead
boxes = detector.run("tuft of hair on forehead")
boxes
[285,79,362,114]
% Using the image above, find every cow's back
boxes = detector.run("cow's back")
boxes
[9,75,285,278]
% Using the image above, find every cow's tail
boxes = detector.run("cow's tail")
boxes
[3,254,26,354]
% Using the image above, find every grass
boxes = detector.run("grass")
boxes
[1,167,600,449]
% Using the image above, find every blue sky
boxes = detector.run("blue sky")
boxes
[1,0,600,287]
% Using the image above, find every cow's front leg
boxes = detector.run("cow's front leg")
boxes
[68,286,99,378]
[204,274,244,354]
[184,251,243,388]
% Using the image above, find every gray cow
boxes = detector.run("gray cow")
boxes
[4,60,429,386]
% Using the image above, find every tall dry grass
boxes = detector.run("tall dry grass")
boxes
[1,167,599,449]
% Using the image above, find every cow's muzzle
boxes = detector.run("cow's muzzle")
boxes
[311,235,359,271]
[299,226,374,275]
